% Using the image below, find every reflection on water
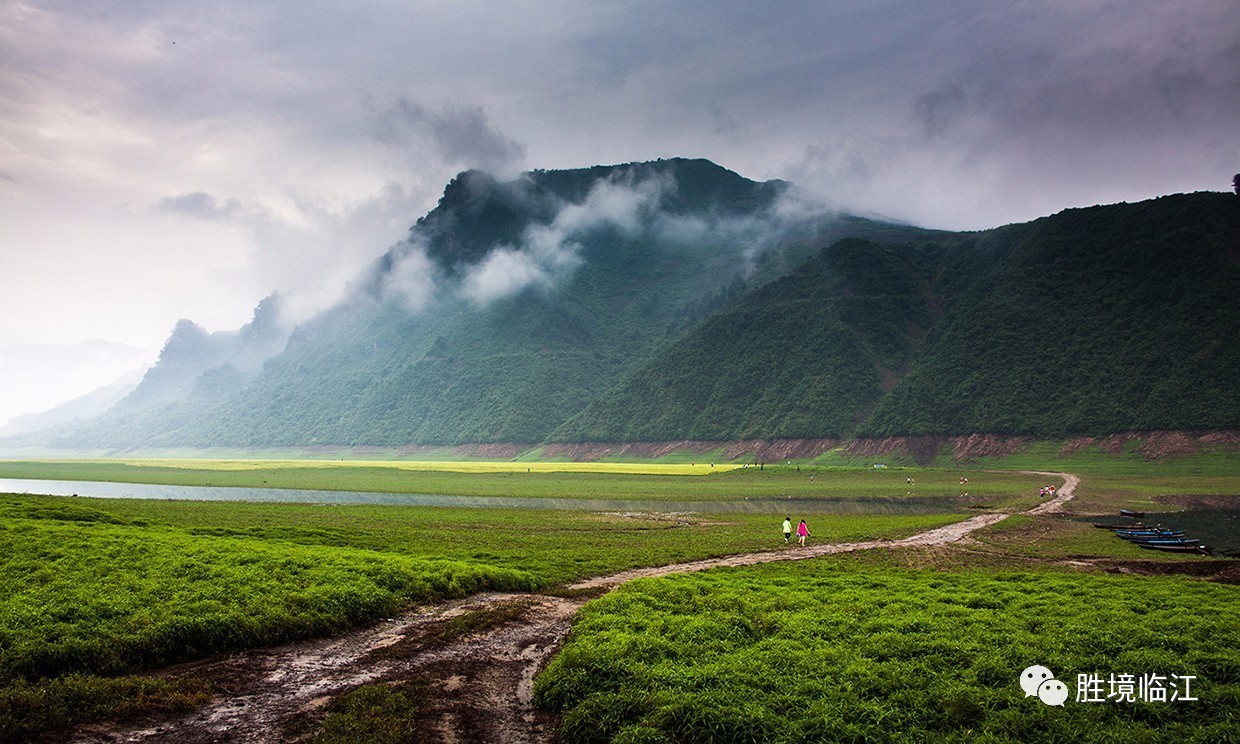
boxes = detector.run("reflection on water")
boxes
[1140,509,1240,552]
[0,477,968,515]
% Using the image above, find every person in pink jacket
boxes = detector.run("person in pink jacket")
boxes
[796,519,810,546]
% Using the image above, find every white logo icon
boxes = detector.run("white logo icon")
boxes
[1020,665,1055,697]
[1020,665,1067,706]
[1038,679,1069,707]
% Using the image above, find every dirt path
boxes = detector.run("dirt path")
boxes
[72,473,1077,744]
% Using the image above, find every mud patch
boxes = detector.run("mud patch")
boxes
[846,436,943,465]
[950,434,1028,462]
[1059,430,1240,460]
[1090,558,1240,585]
[539,441,726,461]
[538,438,844,462]
[724,438,841,462]
[362,598,537,664]
[1155,494,1240,510]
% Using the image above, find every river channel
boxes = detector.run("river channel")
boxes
[0,477,971,515]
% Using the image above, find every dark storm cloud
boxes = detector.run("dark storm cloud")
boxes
[775,0,1240,227]
[897,6,1240,210]
[949,37,1237,143]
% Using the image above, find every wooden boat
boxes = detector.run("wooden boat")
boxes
[1116,530,1190,543]
[1114,529,1184,538]
[1137,543,1212,555]
[1119,509,1146,518]
[1093,522,1146,529]
[1114,527,1183,534]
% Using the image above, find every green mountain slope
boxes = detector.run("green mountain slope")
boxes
[862,193,1240,436]
[552,237,948,441]
[554,192,1240,441]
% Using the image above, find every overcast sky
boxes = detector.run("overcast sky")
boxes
[2,0,1238,356]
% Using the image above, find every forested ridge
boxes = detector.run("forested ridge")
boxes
[554,192,1240,441]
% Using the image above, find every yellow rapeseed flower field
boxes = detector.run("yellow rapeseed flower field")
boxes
[82,458,742,476]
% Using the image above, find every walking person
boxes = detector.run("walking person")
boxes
[797,519,810,547]
[783,516,793,543]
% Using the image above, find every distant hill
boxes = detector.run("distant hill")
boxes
[0,340,154,430]
[0,371,141,438]
[45,160,1240,451]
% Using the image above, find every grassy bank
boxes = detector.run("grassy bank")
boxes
[0,458,1042,503]
[535,558,1240,742]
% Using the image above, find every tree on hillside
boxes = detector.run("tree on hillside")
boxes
[1233,173,1239,196]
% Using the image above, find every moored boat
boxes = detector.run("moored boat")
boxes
[1114,531,1189,540]
[1137,542,1212,554]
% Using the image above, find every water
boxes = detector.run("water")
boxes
[1139,509,1240,552]
[0,477,967,515]
[1081,504,1240,552]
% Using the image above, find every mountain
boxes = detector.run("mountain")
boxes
[47,160,1240,451]
[553,192,1240,442]
[60,159,907,449]
[57,293,293,447]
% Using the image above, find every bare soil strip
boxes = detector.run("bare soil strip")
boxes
[72,473,1078,744]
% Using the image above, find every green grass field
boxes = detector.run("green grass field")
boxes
[0,489,965,741]
[535,558,1239,743]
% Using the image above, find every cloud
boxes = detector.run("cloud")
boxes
[4,0,1239,355]
[151,181,426,325]
[373,97,526,177]
[454,169,826,305]
[155,191,250,221]
[458,174,667,305]
[914,85,966,139]
[458,244,563,306]
[379,237,438,313]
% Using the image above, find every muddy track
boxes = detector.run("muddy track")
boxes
[72,473,1078,744]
